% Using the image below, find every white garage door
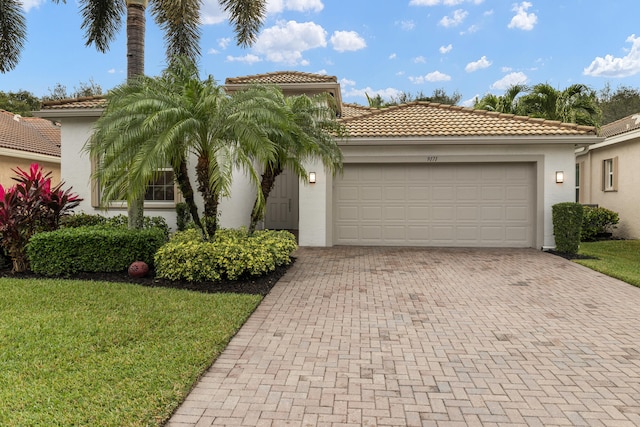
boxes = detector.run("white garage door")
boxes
[334,163,535,247]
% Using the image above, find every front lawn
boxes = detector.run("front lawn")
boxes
[0,278,261,426]
[575,240,640,287]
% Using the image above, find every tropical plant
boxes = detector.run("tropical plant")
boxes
[85,57,289,240]
[474,84,528,114]
[0,164,81,272]
[598,83,640,125]
[248,92,345,233]
[519,83,601,126]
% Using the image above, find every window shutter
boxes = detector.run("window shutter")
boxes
[613,156,619,191]
[601,160,606,191]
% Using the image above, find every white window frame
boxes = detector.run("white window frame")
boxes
[602,157,617,192]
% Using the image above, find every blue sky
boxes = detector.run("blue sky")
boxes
[2,0,640,106]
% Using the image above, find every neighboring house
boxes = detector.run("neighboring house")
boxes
[576,113,640,239]
[0,109,61,187]
[36,72,601,249]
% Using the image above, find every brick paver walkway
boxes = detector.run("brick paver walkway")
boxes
[166,247,640,426]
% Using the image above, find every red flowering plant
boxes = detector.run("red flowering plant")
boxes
[0,163,81,272]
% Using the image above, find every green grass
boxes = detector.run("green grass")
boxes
[575,240,640,287]
[0,278,261,426]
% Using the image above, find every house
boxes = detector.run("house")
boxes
[576,113,640,239]
[36,72,601,249]
[0,109,61,187]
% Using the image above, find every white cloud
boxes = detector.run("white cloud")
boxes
[501,66,513,72]
[254,20,327,65]
[218,38,231,49]
[465,55,492,72]
[584,34,640,78]
[330,31,366,52]
[226,54,262,64]
[490,72,528,90]
[439,44,453,54]
[315,69,328,75]
[340,78,356,87]
[267,0,324,14]
[461,95,479,107]
[409,0,483,5]
[398,20,416,31]
[389,53,397,59]
[208,48,219,54]
[508,2,537,31]
[410,71,452,84]
[108,69,116,74]
[439,9,468,27]
[343,86,402,102]
[21,0,45,12]
[414,56,427,64]
[201,0,226,25]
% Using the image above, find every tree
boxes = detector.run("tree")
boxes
[369,89,463,109]
[473,84,528,114]
[598,83,640,125]
[1,0,269,228]
[85,57,287,240]
[519,83,600,126]
[42,79,103,101]
[0,90,41,116]
[249,92,345,233]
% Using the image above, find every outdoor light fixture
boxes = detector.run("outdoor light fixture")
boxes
[309,172,316,184]
[555,171,564,183]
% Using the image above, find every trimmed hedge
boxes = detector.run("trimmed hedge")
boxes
[61,213,169,238]
[155,229,297,282]
[26,226,167,276]
[552,202,584,254]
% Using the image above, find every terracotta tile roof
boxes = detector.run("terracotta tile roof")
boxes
[0,110,60,156]
[598,113,640,138]
[341,103,373,119]
[339,102,598,137]
[225,71,337,85]
[41,96,106,110]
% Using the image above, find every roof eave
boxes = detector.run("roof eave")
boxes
[0,147,61,162]
[339,135,603,146]
[34,108,105,119]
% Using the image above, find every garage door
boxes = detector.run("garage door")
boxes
[334,163,535,247]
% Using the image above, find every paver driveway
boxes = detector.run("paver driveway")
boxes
[167,247,640,426]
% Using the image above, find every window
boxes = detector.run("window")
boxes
[145,168,175,202]
[602,157,618,192]
[91,157,177,208]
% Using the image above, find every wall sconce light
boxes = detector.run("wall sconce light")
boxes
[555,171,564,183]
[309,172,316,184]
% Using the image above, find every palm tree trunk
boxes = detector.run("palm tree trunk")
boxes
[249,166,282,234]
[196,156,219,239]
[174,159,206,235]
[126,0,147,229]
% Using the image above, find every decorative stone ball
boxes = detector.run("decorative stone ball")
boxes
[128,261,149,278]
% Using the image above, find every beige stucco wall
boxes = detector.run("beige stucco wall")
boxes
[576,134,640,239]
[0,150,60,188]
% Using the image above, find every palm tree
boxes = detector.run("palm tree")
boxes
[85,57,288,239]
[0,0,26,73]
[0,0,266,73]
[1,0,268,228]
[519,83,601,126]
[248,92,345,233]
[474,84,527,115]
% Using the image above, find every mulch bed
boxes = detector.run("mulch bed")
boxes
[0,259,295,296]
[546,250,597,260]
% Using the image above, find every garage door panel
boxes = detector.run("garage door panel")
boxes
[334,163,534,247]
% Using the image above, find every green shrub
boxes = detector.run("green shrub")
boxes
[61,213,169,238]
[26,226,167,276]
[552,202,584,254]
[60,213,107,228]
[175,202,191,231]
[155,228,297,282]
[581,206,619,241]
